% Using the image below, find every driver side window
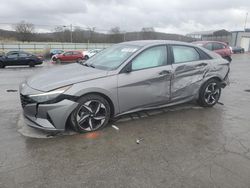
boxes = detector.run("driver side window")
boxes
[131,46,167,71]
[8,53,19,58]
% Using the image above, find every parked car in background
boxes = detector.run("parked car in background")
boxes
[83,49,102,60]
[50,49,64,57]
[52,51,84,63]
[20,40,230,133]
[0,51,43,68]
[193,41,232,62]
[231,46,245,54]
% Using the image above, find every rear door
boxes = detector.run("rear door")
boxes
[170,45,211,102]
[117,45,172,113]
[18,52,31,65]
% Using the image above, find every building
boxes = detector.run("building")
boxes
[231,30,250,51]
[186,30,232,42]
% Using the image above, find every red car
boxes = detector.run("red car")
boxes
[52,50,84,63]
[193,41,232,62]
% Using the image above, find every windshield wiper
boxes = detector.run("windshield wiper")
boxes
[81,62,95,68]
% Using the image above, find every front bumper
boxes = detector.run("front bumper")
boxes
[21,99,78,131]
[20,82,79,131]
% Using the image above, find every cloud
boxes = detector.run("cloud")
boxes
[0,0,249,34]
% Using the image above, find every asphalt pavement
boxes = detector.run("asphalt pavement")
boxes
[0,55,250,188]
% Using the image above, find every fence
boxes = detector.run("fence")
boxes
[0,42,113,53]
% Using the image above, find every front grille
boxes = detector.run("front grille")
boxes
[20,94,35,108]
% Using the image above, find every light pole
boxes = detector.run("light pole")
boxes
[63,24,73,43]
[244,12,248,31]
[70,24,73,43]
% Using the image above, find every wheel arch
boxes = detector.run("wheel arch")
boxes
[81,92,115,118]
[65,91,115,130]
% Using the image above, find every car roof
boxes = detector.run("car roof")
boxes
[120,40,194,47]
[193,41,227,45]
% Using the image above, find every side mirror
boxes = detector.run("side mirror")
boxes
[125,64,132,73]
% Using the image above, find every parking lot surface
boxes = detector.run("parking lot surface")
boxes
[0,55,250,188]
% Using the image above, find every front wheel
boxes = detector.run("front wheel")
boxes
[69,94,111,133]
[0,62,5,68]
[56,59,61,64]
[198,79,221,107]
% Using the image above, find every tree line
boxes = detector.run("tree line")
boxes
[0,21,194,43]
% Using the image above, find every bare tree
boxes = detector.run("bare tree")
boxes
[109,26,121,34]
[53,26,65,42]
[109,26,122,43]
[141,27,155,32]
[141,27,156,40]
[14,21,35,42]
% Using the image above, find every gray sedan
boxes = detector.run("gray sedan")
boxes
[19,40,230,133]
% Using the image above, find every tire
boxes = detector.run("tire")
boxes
[84,55,89,60]
[224,56,232,62]
[0,62,5,68]
[198,79,221,107]
[76,58,82,63]
[69,94,111,133]
[29,61,35,67]
[56,59,61,64]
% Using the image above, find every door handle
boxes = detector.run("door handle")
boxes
[159,70,171,75]
[195,63,207,68]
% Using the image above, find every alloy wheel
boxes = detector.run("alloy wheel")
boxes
[204,82,220,105]
[76,100,107,131]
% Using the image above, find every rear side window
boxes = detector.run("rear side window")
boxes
[19,53,29,57]
[73,51,80,55]
[64,52,72,56]
[172,46,200,64]
[213,43,226,50]
[204,43,213,51]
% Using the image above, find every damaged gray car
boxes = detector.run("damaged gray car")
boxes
[20,40,230,133]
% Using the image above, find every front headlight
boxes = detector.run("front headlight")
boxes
[29,85,72,103]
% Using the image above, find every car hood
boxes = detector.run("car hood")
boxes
[27,63,109,92]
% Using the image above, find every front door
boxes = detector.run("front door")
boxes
[5,52,19,65]
[117,45,171,113]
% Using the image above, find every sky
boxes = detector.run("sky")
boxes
[0,0,249,34]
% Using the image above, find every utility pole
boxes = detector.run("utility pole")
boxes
[70,24,73,43]
[244,12,248,31]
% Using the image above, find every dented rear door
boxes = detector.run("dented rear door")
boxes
[170,45,210,101]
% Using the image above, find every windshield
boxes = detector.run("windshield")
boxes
[84,44,141,70]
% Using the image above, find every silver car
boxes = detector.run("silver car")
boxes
[19,40,230,133]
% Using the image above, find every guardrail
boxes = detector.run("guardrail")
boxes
[0,42,113,53]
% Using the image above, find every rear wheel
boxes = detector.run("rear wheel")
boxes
[29,61,35,67]
[76,58,82,62]
[70,94,111,133]
[198,79,221,107]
